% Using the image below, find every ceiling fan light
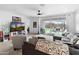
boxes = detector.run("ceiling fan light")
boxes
[37,13,42,15]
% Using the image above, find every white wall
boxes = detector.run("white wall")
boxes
[0,10,30,33]
[76,11,79,33]
[29,17,39,33]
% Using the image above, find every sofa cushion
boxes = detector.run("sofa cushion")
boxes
[35,39,69,55]
[28,37,38,45]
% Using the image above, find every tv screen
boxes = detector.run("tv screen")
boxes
[10,22,25,32]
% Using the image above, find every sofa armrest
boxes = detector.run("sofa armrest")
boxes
[69,46,79,55]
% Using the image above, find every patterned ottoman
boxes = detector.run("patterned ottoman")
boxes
[35,39,69,55]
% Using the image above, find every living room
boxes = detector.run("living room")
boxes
[0,4,79,55]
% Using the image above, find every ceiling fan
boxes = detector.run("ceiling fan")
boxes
[37,4,45,15]
[37,9,42,15]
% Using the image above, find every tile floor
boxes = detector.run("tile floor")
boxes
[0,40,22,55]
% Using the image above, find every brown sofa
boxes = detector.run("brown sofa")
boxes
[22,42,49,55]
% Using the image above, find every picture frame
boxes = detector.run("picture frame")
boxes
[33,22,37,28]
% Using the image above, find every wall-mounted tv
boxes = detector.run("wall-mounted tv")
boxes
[10,22,25,32]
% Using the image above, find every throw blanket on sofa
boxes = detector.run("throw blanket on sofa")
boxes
[35,39,69,55]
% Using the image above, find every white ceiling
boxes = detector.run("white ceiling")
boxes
[0,4,79,17]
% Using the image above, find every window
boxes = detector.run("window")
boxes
[44,20,65,33]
